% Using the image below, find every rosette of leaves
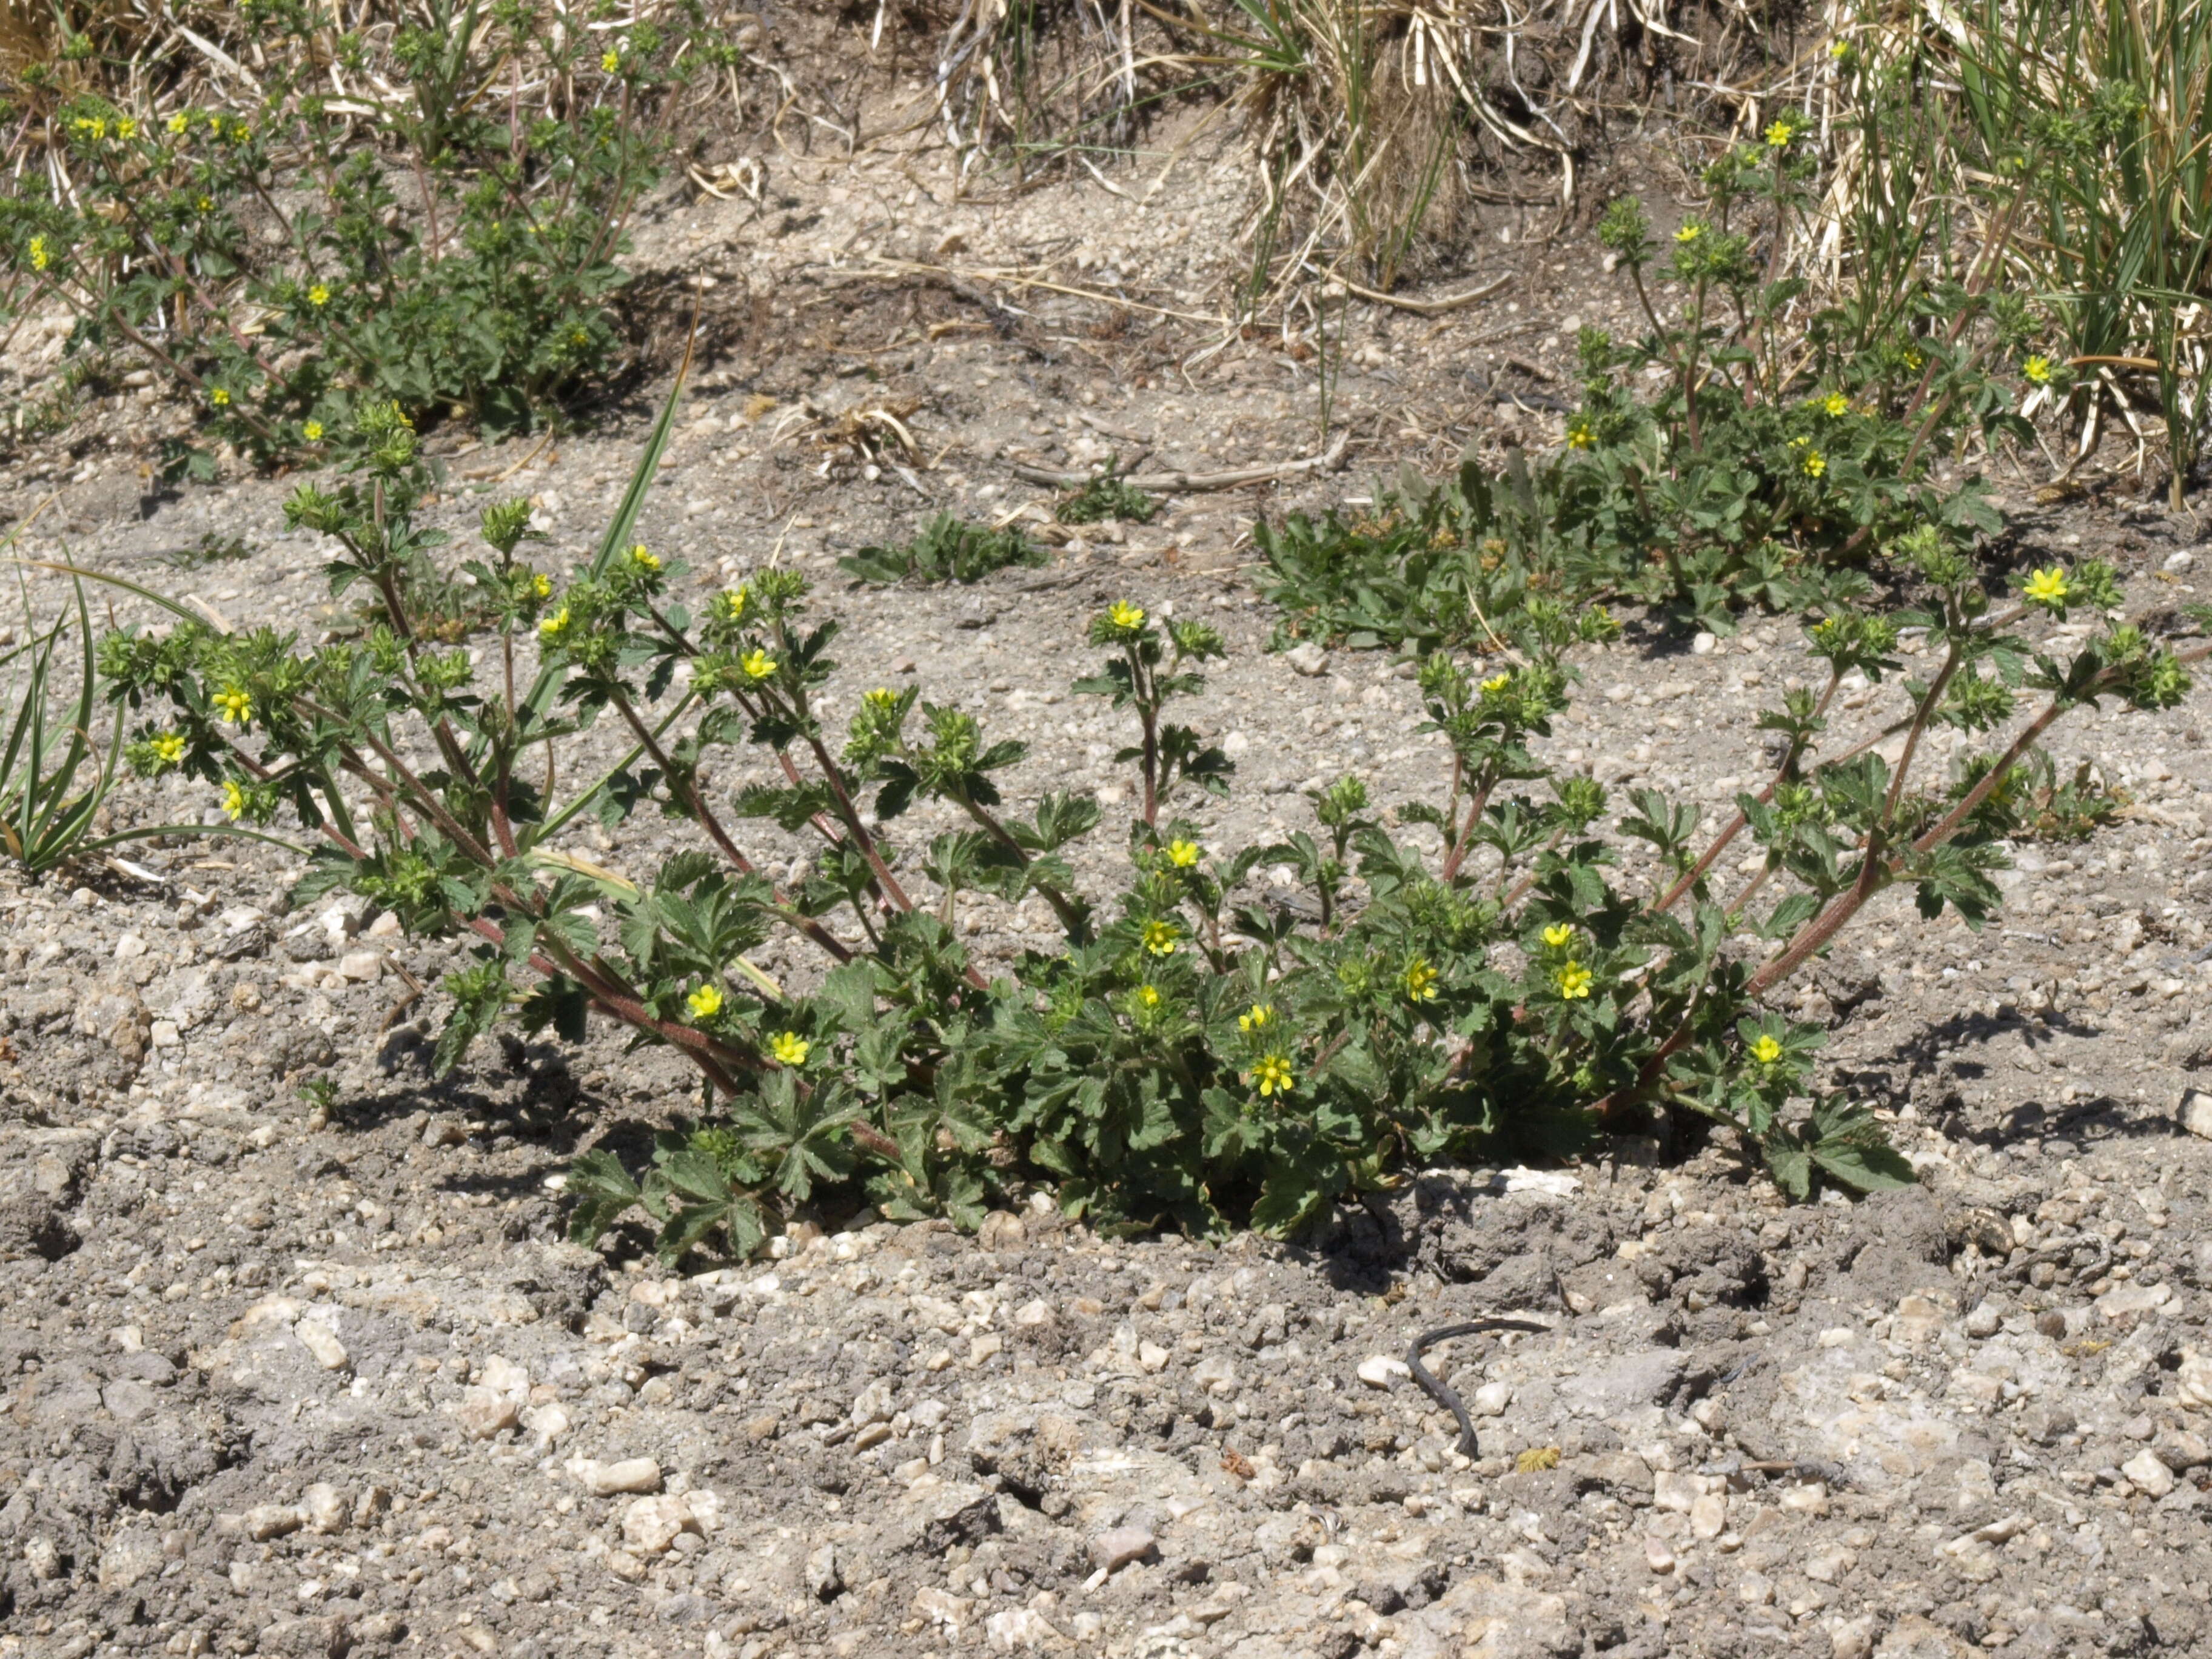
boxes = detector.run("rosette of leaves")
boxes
[839,514,1047,586]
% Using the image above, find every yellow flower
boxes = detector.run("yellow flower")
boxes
[152,731,186,765]
[602,49,622,72]
[1253,1054,1295,1098]
[196,195,213,213]
[740,649,777,682]
[167,112,190,135]
[1675,222,1704,244]
[1765,119,1795,148]
[1904,349,1923,372]
[716,587,749,622]
[628,543,660,572]
[2022,566,2070,608]
[307,283,330,307]
[538,606,571,638]
[1750,1033,1784,1065]
[212,687,252,724]
[116,118,136,140]
[1556,960,1593,999]
[1239,1003,1273,1033]
[771,1031,811,1067]
[1142,920,1179,957]
[532,572,553,599]
[687,983,724,1020]
[1542,922,1573,948]
[1565,414,1596,450]
[27,236,49,272]
[1829,37,1851,59]
[1800,450,1826,478]
[1480,672,1510,694]
[2023,355,2053,385]
[1108,600,1145,631]
[1823,392,1849,417]
[1166,839,1201,868]
[1135,984,1161,1010]
[1403,958,1439,1002]
[303,418,326,441]
[221,780,246,820]
[210,387,230,407]
[228,119,250,142]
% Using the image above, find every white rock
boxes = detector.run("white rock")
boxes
[455,1355,529,1439]
[1804,1548,1855,1584]
[1356,1356,1410,1389]
[2180,1090,2212,1140]
[1089,1525,1155,1573]
[914,1587,974,1634]
[1652,1471,1705,1512]
[1191,1354,1238,1395]
[336,950,384,982]
[2167,549,2197,573]
[1689,1492,1727,1540]
[567,1456,663,1496]
[1472,1381,1512,1417]
[1497,1167,1580,1198]
[2123,1449,2176,1500]
[1965,1301,2002,1338]
[243,1504,306,1541]
[1285,642,1328,677]
[1691,631,1718,655]
[682,1488,722,1533]
[986,1607,1063,1651]
[851,1378,896,1427]
[622,1494,693,1554]
[1643,1535,1675,1574]
[1777,1480,1829,1517]
[1894,1294,1946,1342]
[521,1402,572,1446]
[2178,1349,2212,1409]
[293,1319,349,1372]
[2097,1281,2172,1321]
[301,1484,347,1535]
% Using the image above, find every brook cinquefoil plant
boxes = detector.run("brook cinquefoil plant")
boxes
[93,383,2208,1259]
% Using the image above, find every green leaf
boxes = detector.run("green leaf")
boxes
[565,1150,640,1245]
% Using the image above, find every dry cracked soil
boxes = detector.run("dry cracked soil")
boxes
[9,89,2212,1659]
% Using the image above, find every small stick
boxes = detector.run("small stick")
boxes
[380,955,426,1035]
[1407,1317,1555,1458]
[1005,432,1350,493]
[1337,274,1510,317]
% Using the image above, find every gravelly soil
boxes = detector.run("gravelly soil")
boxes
[9,84,2212,1659]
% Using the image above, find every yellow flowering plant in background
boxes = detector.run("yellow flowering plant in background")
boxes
[0,5,746,475]
[1242,109,2054,654]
